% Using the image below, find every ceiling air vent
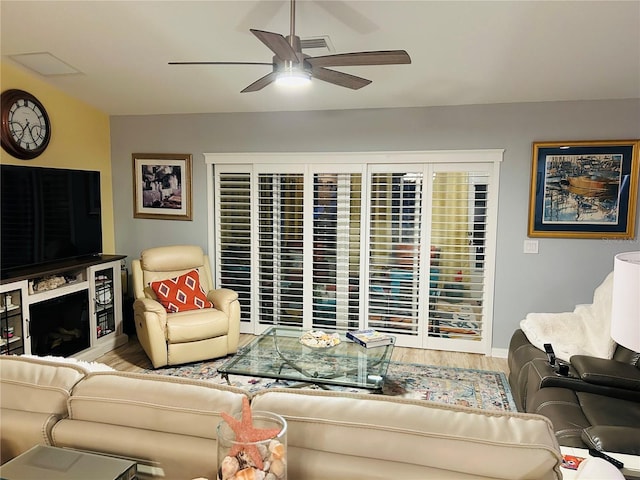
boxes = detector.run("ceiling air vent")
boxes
[9,52,81,76]
[300,36,334,54]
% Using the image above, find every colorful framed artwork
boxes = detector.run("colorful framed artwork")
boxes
[528,140,638,239]
[132,153,192,221]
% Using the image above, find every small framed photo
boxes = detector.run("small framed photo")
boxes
[528,140,638,239]
[133,153,192,221]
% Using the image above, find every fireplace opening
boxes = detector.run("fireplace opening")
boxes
[29,290,90,357]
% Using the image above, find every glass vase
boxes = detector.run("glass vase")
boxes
[217,411,287,480]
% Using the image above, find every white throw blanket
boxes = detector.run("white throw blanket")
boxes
[21,354,114,372]
[520,272,616,362]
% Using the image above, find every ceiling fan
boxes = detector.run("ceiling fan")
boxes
[169,0,411,93]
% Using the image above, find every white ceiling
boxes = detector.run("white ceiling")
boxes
[2,1,639,116]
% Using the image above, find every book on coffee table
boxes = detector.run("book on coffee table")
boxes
[346,329,394,348]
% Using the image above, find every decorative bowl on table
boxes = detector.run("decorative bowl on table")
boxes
[299,330,341,349]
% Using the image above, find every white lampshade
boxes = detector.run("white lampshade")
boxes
[611,251,640,352]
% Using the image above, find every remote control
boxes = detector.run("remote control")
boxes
[588,448,624,469]
[543,343,556,366]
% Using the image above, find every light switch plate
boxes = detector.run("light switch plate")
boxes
[524,239,539,254]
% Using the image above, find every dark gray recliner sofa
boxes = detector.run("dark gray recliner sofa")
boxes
[508,328,640,455]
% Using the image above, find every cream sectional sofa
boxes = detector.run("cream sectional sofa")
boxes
[0,355,564,480]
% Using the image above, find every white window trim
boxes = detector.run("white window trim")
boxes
[205,150,503,166]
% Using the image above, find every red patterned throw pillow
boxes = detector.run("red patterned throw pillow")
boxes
[150,269,213,313]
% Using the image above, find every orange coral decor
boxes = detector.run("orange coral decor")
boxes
[220,397,282,470]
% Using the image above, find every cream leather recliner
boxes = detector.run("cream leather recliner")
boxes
[132,245,240,368]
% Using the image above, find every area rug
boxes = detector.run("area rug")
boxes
[145,358,517,412]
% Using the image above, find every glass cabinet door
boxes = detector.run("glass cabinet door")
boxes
[93,267,116,339]
[0,285,25,355]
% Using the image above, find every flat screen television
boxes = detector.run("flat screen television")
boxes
[1,165,102,279]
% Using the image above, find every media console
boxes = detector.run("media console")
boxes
[0,255,128,361]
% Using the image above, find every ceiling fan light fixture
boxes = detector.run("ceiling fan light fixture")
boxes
[275,68,311,87]
[170,0,411,93]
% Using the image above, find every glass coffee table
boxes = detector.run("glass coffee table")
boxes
[218,326,395,390]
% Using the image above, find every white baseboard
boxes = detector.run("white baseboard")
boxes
[491,347,508,358]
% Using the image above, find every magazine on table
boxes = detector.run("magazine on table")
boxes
[346,329,395,348]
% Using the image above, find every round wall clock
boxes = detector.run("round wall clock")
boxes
[1,89,51,160]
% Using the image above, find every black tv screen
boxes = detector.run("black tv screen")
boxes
[1,165,102,278]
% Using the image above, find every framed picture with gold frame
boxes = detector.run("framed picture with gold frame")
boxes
[528,140,638,239]
[132,153,192,221]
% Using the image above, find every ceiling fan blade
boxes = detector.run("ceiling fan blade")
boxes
[250,29,299,63]
[241,71,279,93]
[307,50,411,68]
[311,67,372,90]
[169,61,273,66]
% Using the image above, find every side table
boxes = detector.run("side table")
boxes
[560,446,640,480]
[0,445,137,480]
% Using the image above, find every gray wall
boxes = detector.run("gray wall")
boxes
[110,99,640,351]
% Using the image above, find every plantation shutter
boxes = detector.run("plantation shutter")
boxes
[257,172,305,327]
[209,152,500,353]
[427,166,494,353]
[311,172,362,330]
[367,167,424,337]
[214,167,252,324]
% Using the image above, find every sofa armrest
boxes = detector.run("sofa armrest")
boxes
[581,426,640,456]
[526,358,640,403]
[207,288,238,315]
[133,298,170,368]
[571,355,640,391]
[133,297,168,327]
[208,288,240,353]
[1,410,60,462]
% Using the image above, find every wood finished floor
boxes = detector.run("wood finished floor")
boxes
[96,334,509,374]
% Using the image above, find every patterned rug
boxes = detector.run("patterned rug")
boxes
[145,358,517,412]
